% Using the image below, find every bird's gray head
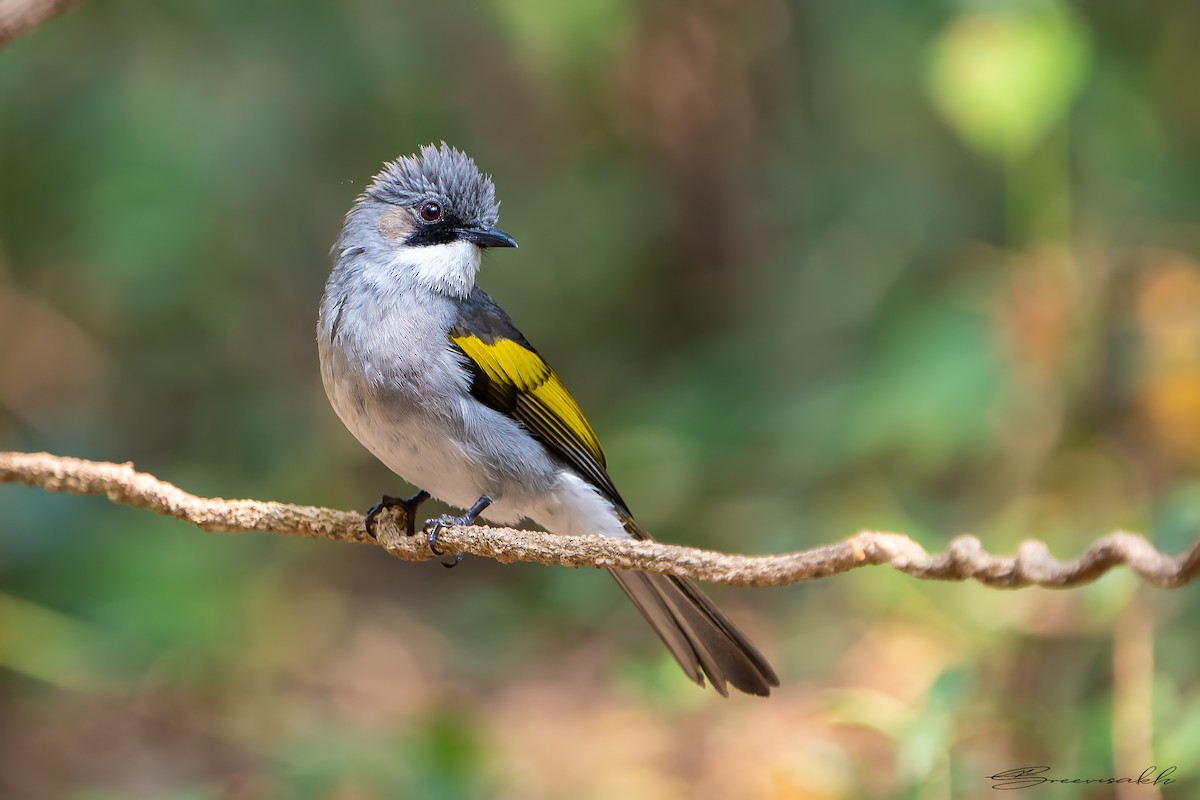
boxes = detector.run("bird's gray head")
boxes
[363,143,515,250]
[339,144,517,297]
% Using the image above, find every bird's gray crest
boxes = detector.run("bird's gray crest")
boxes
[365,143,499,228]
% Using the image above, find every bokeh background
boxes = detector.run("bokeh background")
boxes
[2,0,1199,797]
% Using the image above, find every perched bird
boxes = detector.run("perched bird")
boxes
[317,144,778,696]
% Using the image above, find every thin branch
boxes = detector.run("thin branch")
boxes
[2,451,1199,589]
[0,0,85,48]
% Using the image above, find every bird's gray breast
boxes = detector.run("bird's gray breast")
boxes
[317,263,560,510]
[318,266,470,482]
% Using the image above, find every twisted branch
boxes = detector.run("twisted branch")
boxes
[2,451,1199,589]
[0,0,85,48]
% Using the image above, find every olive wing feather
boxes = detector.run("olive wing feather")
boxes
[449,287,629,515]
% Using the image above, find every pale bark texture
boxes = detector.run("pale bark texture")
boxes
[2,451,1198,589]
[0,0,85,48]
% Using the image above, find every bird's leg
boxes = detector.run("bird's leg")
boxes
[425,495,492,568]
[365,490,431,539]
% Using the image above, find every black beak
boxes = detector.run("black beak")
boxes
[458,226,518,249]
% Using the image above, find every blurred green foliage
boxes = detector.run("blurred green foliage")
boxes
[3,0,1200,797]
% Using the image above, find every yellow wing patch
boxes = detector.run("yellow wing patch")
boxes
[451,334,607,469]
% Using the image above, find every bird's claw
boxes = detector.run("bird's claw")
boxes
[425,514,467,568]
[364,490,431,539]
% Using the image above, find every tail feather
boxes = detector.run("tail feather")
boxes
[608,569,704,684]
[608,568,778,697]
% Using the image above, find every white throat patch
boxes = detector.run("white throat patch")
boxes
[400,240,482,298]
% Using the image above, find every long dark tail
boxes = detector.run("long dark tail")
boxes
[608,522,778,697]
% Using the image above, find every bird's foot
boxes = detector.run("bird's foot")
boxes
[424,515,467,568]
[423,495,492,569]
[365,490,431,539]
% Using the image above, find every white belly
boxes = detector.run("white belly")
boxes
[318,268,630,539]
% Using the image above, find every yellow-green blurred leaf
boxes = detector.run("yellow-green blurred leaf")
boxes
[926,4,1091,160]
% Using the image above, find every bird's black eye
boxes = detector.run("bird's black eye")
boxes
[419,201,443,223]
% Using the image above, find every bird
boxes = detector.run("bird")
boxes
[317,144,778,696]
